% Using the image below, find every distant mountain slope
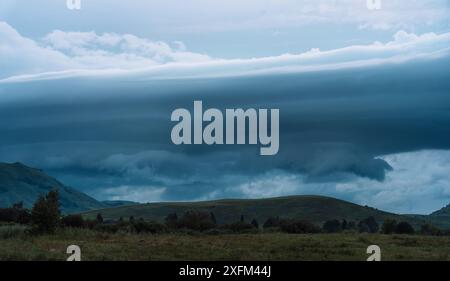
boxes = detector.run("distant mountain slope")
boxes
[101,200,139,208]
[430,204,450,216]
[0,162,105,213]
[82,195,431,227]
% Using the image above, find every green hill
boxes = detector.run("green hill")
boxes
[0,162,105,213]
[82,195,434,228]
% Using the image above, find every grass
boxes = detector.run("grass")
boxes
[1,228,450,261]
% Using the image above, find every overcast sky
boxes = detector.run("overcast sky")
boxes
[1,1,450,214]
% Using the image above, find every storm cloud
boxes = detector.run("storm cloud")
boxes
[1,22,450,214]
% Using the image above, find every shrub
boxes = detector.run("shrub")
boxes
[220,222,255,233]
[62,214,85,228]
[381,219,397,234]
[395,222,415,234]
[165,213,178,228]
[263,217,281,228]
[420,224,442,236]
[279,219,320,234]
[358,216,379,233]
[177,211,216,231]
[251,219,259,229]
[322,219,342,233]
[0,207,31,224]
[83,219,97,229]
[341,219,348,230]
[133,221,166,234]
[347,221,357,230]
[210,212,217,224]
[96,213,104,224]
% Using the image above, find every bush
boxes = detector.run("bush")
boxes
[263,217,281,228]
[420,224,442,236]
[30,190,61,234]
[133,221,166,234]
[341,219,348,230]
[251,219,259,229]
[177,211,216,231]
[381,219,397,234]
[358,216,379,233]
[322,220,342,233]
[279,219,320,234]
[165,213,178,228]
[347,221,357,230]
[395,222,415,234]
[62,215,85,228]
[0,208,31,225]
[96,213,104,224]
[0,202,31,225]
[220,222,255,233]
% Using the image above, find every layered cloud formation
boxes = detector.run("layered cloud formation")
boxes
[1,20,450,82]
[1,21,450,214]
[0,21,210,80]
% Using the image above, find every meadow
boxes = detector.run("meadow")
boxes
[0,225,449,261]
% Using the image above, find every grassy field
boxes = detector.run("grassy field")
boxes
[1,226,450,261]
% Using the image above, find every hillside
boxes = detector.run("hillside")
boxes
[82,195,433,227]
[430,204,450,216]
[0,162,105,213]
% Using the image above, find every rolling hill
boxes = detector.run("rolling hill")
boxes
[0,162,105,213]
[81,195,437,228]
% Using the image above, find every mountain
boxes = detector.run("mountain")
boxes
[101,200,139,208]
[430,204,450,216]
[81,195,433,228]
[0,162,105,213]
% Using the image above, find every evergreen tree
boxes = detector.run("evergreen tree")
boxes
[210,212,217,224]
[251,219,259,229]
[31,190,61,234]
[96,213,104,223]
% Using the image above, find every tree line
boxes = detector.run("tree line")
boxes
[0,190,447,236]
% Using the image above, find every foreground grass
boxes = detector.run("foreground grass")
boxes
[1,227,450,261]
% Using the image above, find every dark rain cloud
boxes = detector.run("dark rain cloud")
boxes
[0,54,450,204]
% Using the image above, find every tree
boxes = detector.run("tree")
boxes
[341,219,348,230]
[358,216,379,233]
[240,215,245,223]
[381,219,397,234]
[210,212,217,224]
[251,219,259,229]
[96,213,104,223]
[322,219,342,233]
[31,190,61,234]
[395,222,414,234]
[129,216,135,223]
